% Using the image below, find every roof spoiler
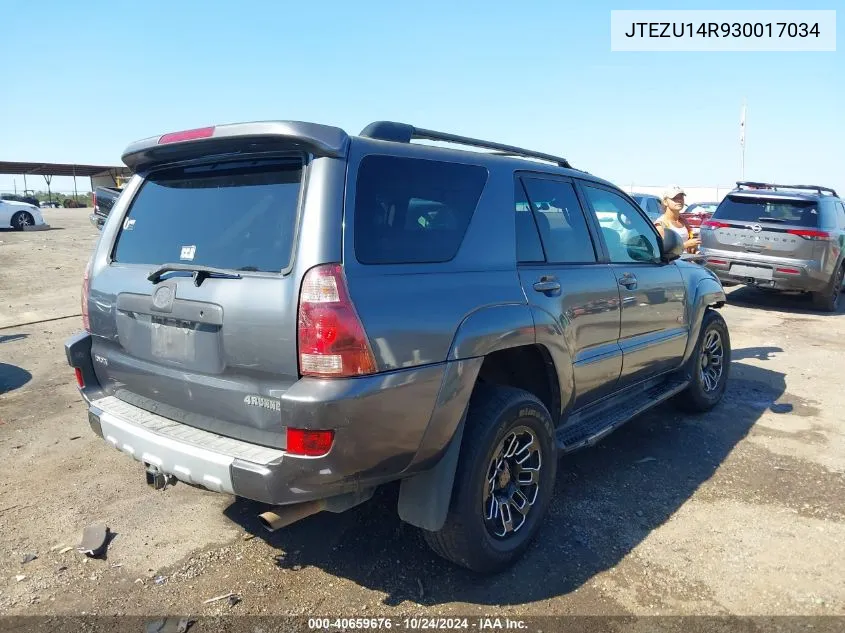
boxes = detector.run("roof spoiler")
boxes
[359,120,573,169]
[121,121,350,172]
[735,181,838,197]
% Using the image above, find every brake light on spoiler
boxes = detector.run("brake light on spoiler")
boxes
[157,126,215,144]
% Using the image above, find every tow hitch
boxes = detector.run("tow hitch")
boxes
[145,464,176,490]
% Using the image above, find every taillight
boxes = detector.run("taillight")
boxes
[707,258,728,265]
[74,367,85,389]
[297,264,377,378]
[158,126,215,144]
[776,267,802,275]
[92,191,97,211]
[787,229,831,240]
[81,257,92,332]
[286,428,334,457]
[702,220,731,230]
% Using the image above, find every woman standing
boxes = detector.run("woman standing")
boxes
[655,185,700,253]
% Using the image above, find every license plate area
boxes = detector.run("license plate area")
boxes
[150,316,198,362]
[730,264,773,280]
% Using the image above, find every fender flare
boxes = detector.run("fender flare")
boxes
[446,303,536,361]
[397,304,538,531]
[682,276,726,364]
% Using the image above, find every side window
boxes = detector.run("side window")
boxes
[647,198,663,219]
[582,185,661,264]
[519,177,597,264]
[514,179,545,263]
[819,202,838,230]
[353,155,488,265]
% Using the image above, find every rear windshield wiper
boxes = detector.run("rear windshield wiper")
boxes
[148,263,243,287]
[758,217,786,222]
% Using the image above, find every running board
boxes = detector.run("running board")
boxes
[556,375,689,453]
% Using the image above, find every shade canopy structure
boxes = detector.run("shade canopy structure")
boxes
[0,161,132,202]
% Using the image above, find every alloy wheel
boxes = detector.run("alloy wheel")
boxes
[483,426,543,539]
[699,329,725,392]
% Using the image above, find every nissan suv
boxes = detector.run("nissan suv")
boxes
[65,120,731,573]
[700,182,845,312]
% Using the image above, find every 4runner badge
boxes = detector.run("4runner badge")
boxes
[243,395,281,412]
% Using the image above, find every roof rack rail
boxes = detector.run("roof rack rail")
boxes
[735,181,838,197]
[359,121,572,169]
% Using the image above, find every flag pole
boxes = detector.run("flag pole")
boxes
[740,100,747,180]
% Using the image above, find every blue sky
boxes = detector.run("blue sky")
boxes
[1,0,842,195]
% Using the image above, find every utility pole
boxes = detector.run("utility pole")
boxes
[740,100,747,180]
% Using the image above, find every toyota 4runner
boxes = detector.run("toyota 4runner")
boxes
[65,120,731,573]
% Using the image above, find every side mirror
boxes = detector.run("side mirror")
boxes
[660,228,685,262]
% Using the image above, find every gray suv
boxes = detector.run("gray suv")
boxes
[700,182,845,312]
[65,120,731,573]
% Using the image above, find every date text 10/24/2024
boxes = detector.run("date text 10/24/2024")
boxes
[308,618,527,630]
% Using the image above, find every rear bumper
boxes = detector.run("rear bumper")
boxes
[65,332,464,506]
[86,395,305,503]
[699,250,827,292]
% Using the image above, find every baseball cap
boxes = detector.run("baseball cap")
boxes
[662,185,686,200]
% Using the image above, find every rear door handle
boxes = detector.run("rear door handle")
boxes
[533,278,561,293]
[618,274,638,290]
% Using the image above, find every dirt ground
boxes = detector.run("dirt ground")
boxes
[1,208,844,619]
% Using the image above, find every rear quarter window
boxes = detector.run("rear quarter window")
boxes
[714,195,820,227]
[353,155,488,265]
[112,157,303,273]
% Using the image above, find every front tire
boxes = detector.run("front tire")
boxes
[422,384,557,574]
[811,265,844,313]
[674,308,731,413]
[11,211,34,231]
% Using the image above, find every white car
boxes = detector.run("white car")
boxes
[0,199,47,230]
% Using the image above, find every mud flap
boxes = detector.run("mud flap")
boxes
[397,415,466,532]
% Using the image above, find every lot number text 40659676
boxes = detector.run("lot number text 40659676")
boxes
[307,617,528,630]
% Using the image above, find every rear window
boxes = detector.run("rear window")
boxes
[714,195,820,227]
[353,155,488,264]
[112,157,303,273]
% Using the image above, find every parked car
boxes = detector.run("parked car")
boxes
[700,181,845,311]
[90,186,122,229]
[682,202,719,235]
[0,198,48,230]
[65,120,731,573]
[1,193,40,208]
[631,193,663,222]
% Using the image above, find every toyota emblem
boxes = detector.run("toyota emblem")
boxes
[152,285,174,310]
[751,224,763,233]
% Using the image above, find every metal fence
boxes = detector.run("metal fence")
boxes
[620,184,736,204]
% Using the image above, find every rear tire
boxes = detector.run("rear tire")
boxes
[422,383,557,574]
[673,308,731,413]
[811,265,844,313]
[10,211,34,231]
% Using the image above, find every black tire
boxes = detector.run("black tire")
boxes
[422,383,557,574]
[673,308,731,413]
[811,265,844,313]
[10,211,34,231]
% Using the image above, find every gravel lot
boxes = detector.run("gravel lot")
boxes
[1,208,843,618]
